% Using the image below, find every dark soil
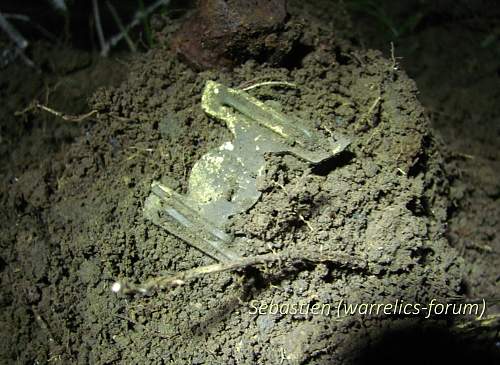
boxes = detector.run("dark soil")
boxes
[350,0,500,326]
[0,1,498,364]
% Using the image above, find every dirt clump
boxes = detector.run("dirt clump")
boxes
[171,0,300,70]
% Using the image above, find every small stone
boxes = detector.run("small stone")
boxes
[170,0,299,70]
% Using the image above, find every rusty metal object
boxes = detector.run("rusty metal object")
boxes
[171,0,299,70]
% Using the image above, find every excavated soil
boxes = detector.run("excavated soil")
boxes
[0,1,498,364]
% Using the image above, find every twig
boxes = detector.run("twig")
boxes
[2,13,29,22]
[241,81,298,92]
[390,41,397,70]
[0,11,27,50]
[92,0,107,55]
[15,102,98,122]
[102,0,170,57]
[106,1,137,53]
[0,11,37,69]
[3,13,57,42]
[366,96,381,117]
[343,51,364,66]
[298,213,315,232]
[37,103,98,122]
[112,250,366,295]
[359,95,381,126]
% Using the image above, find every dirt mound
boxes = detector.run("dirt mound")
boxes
[1,2,486,364]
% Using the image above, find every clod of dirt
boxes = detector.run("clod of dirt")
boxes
[171,0,301,69]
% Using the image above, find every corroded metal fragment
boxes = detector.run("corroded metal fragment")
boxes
[144,81,350,261]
